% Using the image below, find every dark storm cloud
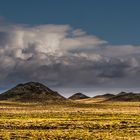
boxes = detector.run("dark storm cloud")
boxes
[0,32,9,46]
[0,22,140,89]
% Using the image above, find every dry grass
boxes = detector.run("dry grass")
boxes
[0,100,140,139]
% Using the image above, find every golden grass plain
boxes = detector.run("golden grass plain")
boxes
[0,99,139,140]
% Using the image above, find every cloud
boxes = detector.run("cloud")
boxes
[0,22,140,89]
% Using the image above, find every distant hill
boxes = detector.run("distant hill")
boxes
[68,93,90,100]
[77,92,140,103]
[93,93,115,99]
[107,92,140,102]
[79,93,116,103]
[0,82,66,102]
[93,92,140,102]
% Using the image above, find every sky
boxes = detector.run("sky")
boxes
[0,0,140,96]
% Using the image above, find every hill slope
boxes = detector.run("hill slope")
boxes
[107,92,140,102]
[76,92,140,103]
[93,93,115,99]
[68,93,90,100]
[0,82,66,102]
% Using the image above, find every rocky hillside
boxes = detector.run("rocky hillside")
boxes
[0,82,66,102]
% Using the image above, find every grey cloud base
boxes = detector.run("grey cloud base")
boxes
[0,23,140,89]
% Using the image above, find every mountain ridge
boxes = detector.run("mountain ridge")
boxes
[107,92,140,102]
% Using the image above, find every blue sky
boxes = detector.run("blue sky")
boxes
[0,0,140,45]
[0,0,140,96]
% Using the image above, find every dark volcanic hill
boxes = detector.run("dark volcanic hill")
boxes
[68,93,90,100]
[107,92,140,102]
[0,82,66,102]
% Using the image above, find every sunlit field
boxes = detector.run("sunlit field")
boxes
[0,100,140,140]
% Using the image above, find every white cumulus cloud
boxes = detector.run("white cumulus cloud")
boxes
[0,22,140,89]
